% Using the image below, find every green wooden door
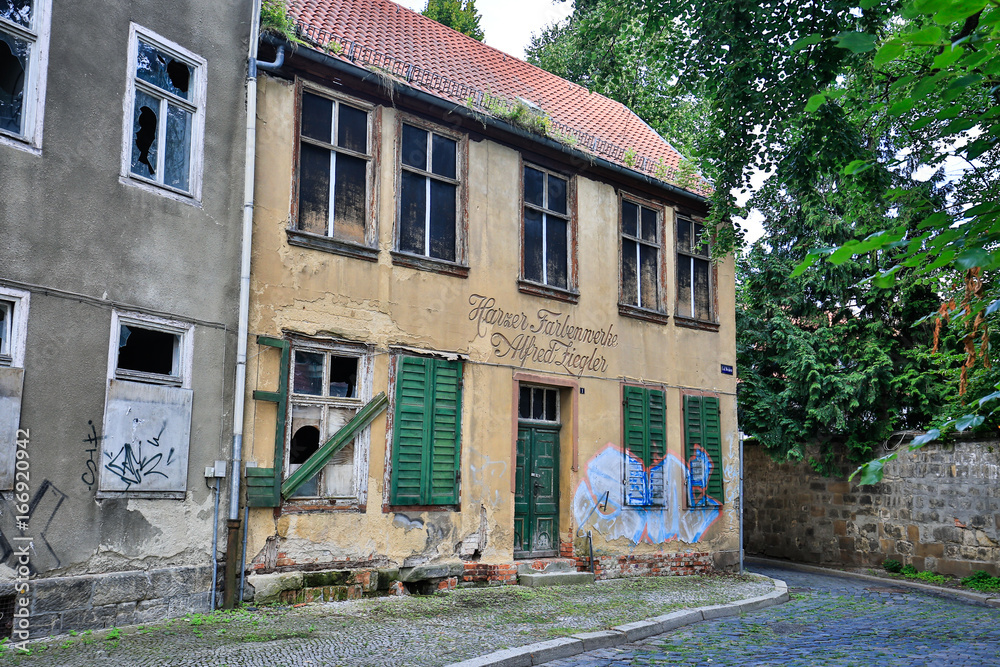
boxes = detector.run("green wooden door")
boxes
[514,425,560,558]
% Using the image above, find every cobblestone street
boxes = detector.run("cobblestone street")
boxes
[543,563,1000,667]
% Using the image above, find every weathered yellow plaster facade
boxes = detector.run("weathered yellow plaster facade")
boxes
[241,68,739,584]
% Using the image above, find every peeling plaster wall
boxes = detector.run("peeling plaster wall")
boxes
[244,74,739,573]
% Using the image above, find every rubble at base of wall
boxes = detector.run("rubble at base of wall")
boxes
[5,564,219,638]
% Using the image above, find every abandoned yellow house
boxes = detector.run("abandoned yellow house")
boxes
[239,0,739,599]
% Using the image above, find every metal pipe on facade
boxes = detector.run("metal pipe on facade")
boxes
[210,477,221,610]
[739,430,745,575]
[238,504,250,604]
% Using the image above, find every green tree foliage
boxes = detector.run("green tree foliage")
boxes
[421,0,485,41]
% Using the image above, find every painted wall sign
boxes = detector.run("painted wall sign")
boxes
[721,364,734,375]
[468,294,618,376]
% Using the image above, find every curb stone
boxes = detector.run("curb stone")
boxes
[443,577,789,667]
[748,556,997,608]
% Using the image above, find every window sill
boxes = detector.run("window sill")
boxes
[390,251,469,278]
[383,503,460,513]
[97,491,186,500]
[114,370,184,387]
[0,131,41,156]
[674,316,720,332]
[618,303,669,325]
[517,280,579,304]
[120,175,203,207]
[279,499,365,513]
[286,229,379,262]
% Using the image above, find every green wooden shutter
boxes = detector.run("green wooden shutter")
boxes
[623,386,647,506]
[647,388,666,505]
[428,359,461,504]
[684,395,724,506]
[391,356,430,505]
[702,396,724,502]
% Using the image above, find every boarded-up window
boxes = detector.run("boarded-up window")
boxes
[522,166,570,289]
[621,199,661,311]
[298,90,370,245]
[677,216,713,321]
[389,356,462,505]
[622,385,666,506]
[285,344,368,500]
[684,394,723,507]
[397,123,460,262]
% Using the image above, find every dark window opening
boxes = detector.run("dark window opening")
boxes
[519,385,558,423]
[117,325,177,376]
[0,33,27,134]
[677,215,712,320]
[135,105,158,175]
[398,123,460,262]
[0,594,14,639]
[523,166,570,288]
[621,200,660,311]
[289,425,320,465]
[166,59,189,94]
[329,355,358,398]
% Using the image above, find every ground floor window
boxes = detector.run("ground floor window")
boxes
[684,394,723,507]
[622,384,666,506]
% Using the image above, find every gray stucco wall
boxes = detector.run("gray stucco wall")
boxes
[0,0,251,631]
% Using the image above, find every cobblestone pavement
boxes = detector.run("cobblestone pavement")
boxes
[544,563,1000,667]
[0,573,773,667]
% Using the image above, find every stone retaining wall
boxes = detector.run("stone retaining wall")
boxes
[744,438,1000,577]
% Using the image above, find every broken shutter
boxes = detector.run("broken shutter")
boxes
[684,394,723,507]
[390,356,462,505]
[623,386,666,506]
[0,367,25,490]
[247,336,291,507]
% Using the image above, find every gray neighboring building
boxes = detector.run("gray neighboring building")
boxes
[0,0,251,636]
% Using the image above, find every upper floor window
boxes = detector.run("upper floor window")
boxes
[521,165,574,297]
[0,0,51,151]
[296,88,373,248]
[123,24,206,199]
[111,312,193,388]
[619,197,666,322]
[676,215,713,322]
[396,120,465,268]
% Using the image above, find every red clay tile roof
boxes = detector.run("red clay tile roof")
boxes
[287,0,709,196]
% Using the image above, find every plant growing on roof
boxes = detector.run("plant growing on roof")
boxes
[260,0,297,41]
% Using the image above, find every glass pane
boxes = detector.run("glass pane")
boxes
[546,215,568,288]
[621,238,638,305]
[322,407,355,497]
[532,388,545,420]
[693,221,709,256]
[545,389,557,422]
[694,257,711,320]
[399,171,426,254]
[524,167,544,207]
[677,217,692,251]
[293,351,324,395]
[0,0,32,29]
[677,256,692,317]
[0,31,28,135]
[640,244,658,310]
[338,103,367,153]
[164,104,192,192]
[297,143,331,235]
[130,91,159,178]
[429,180,456,261]
[136,39,192,100]
[518,386,531,419]
[301,92,332,143]
[401,123,427,170]
[547,174,566,214]
[333,152,367,244]
[329,355,358,398]
[0,301,8,356]
[117,325,177,375]
[641,206,658,243]
[431,134,456,178]
[288,404,322,497]
[622,201,638,237]
[523,208,543,283]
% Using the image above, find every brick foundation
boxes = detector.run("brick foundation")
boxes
[461,563,518,586]
[573,552,713,580]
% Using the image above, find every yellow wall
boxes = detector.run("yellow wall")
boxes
[243,75,739,570]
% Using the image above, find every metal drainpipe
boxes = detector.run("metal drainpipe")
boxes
[739,430,745,575]
[210,477,221,610]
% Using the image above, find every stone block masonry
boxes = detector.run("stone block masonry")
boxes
[744,438,1000,577]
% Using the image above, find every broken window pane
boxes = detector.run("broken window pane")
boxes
[545,389,557,421]
[164,104,192,192]
[523,208,543,283]
[288,406,321,497]
[518,386,531,419]
[136,39,192,100]
[532,388,545,420]
[429,180,456,261]
[694,257,711,320]
[0,0,32,28]
[677,257,692,317]
[301,92,332,143]
[131,91,159,177]
[622,239,638,306]
[117,325,177,376]
[431,134,456,179]
[547,174,566,215]
[641,206,658,243]
[546,215,568,289]
[640,245,658,310]
[322,407,355,497]
[622,200,638,238]
[338,103,367,154]
[328,355,358,398]
[293,351,324,395]
[399,170,426,255]
[401,123,427,170]
[333,152,367,244]
[524,167,544,207]
[0,31,28,135]
[297,143,331,235]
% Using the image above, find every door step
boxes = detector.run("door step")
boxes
[515,558,595,587]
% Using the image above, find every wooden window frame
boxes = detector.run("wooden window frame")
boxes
[618,193,668,324]
[391,113,469,278]
[675,212,720,331]
[107,310,194,389]
[518,160,578,303]
[682,392,724,508]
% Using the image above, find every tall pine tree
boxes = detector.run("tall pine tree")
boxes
[421,0,484,41]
